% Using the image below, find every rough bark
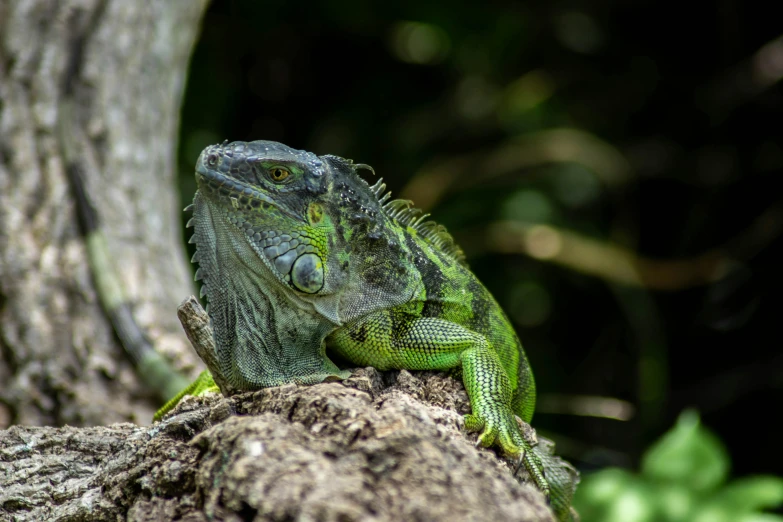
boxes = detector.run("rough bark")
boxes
[0,0,209,426]
[0,368,555,522]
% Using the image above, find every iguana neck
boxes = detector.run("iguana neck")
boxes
[191,193,347,389]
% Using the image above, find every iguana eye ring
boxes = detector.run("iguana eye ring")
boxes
[207,153,218,167]
[269,167,290,182]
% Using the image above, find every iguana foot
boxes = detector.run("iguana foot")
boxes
[463,411,551,500]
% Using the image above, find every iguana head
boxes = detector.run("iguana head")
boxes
[193,140,422,324]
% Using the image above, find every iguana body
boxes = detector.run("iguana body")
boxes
[161,140,577,520]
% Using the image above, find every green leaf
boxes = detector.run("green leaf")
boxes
[691,505,740,522]
[573,469,658,522]
[604,481,657,522]
[736,515,783,522]
[575,468,637,506]
[641,410,729,492]
[656,484,698,522]
[693,509,783,522]
[709,476,783,513]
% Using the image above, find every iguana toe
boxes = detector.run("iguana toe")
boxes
[465,410,552,501]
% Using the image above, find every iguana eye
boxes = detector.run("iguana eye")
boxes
[269,167,290,182]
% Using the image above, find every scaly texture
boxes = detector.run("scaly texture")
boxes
[164,140,578,520]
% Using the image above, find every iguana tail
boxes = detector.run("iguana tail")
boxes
[64,163,190,402]
[56,28,189,407]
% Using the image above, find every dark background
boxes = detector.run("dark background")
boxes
[177,0,782,478]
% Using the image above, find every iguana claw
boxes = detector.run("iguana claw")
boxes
[513,451,525,475]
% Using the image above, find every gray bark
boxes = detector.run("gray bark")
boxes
[0,0,209,426]
[0,369,555,522]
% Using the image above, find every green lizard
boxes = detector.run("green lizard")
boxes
[159,140,578,520]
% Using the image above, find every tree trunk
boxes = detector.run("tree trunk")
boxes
[0,0,209,427]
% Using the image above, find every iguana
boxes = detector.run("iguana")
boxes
[158,140,579,520]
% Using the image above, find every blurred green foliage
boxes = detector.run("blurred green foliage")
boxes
[574,410,783,522]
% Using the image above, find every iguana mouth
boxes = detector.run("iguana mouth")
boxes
[196,160,277,208]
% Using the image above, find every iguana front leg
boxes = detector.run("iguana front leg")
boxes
[328,312,550,498]
[153,369,218,421]
[460,346,549,499]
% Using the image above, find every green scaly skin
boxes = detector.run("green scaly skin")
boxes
[157,141,577,520]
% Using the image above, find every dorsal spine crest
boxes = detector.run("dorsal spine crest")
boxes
[366,176,466,264]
